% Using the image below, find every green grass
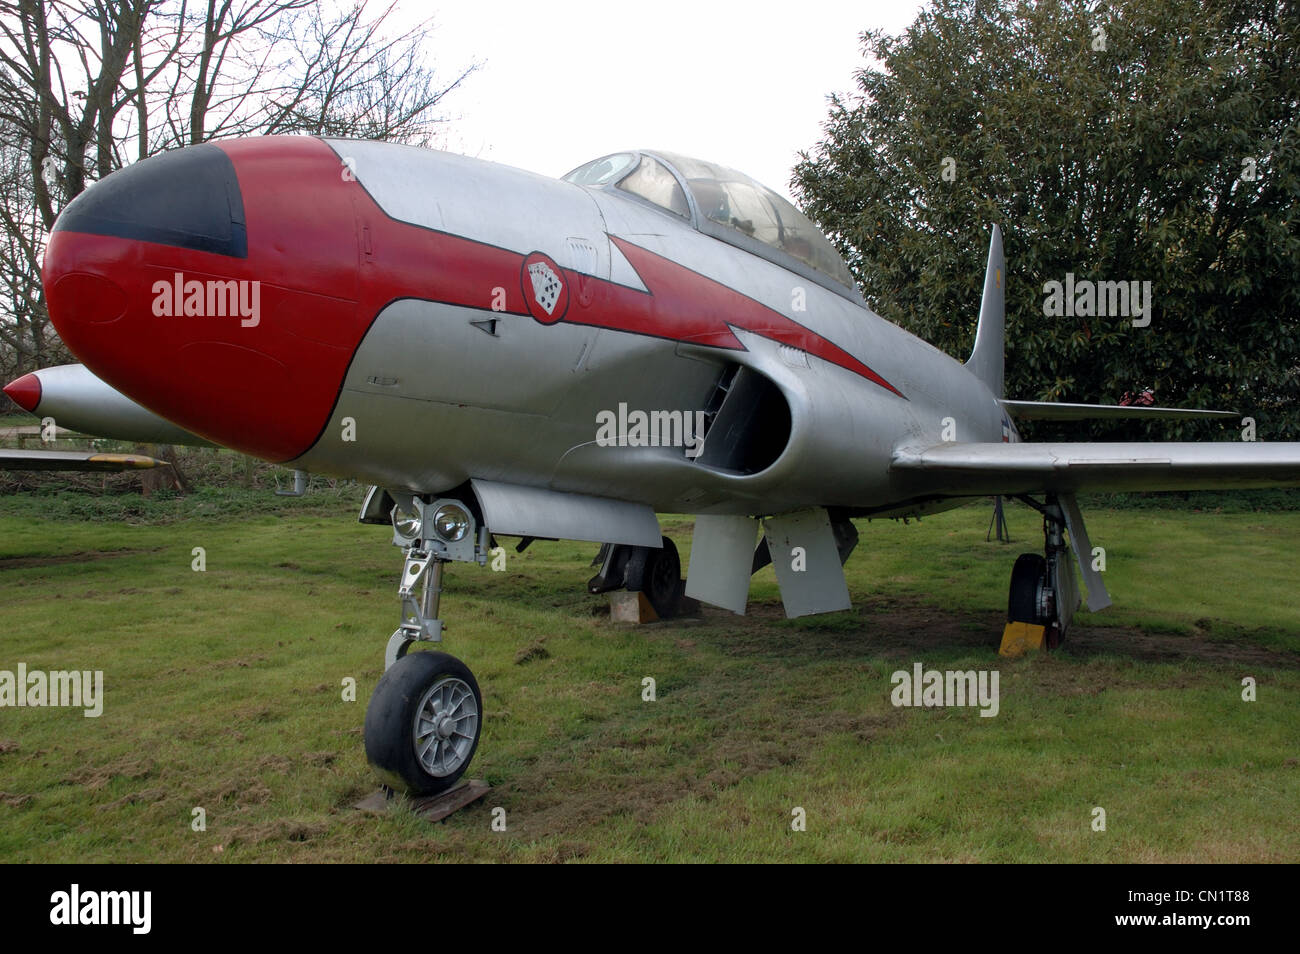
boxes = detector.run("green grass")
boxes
[0,494,1296,862]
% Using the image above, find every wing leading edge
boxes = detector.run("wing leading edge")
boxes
[891,441,1300,497]
[1000,401,1238,422]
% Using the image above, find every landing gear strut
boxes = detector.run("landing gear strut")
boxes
[360,489,490,795]
[1006,493,1081,648]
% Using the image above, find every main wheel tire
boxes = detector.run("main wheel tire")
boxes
[645,536,684,618]
[624,536,683,618]
[364,651,482,796]
[1008,553,1047,624]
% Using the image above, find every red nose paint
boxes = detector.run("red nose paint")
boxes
[44,136,365,462]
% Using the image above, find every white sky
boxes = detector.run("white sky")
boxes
[416,1,927,200]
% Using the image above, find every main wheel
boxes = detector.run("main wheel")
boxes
[1008,552,1048,624]
[364,651,482,796]
[625,536,683,618]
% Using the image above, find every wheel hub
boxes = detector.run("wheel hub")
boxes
[412,675,479,778]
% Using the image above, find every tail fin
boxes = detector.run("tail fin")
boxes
[966,224,1004,398]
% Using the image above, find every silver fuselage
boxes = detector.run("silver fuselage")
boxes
[295,140,1002,517]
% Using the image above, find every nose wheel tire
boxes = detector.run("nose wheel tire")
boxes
[364,651,482,796]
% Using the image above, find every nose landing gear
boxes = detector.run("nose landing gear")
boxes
[359,488,490,796]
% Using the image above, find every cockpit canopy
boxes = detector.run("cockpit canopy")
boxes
[563,150,858,299]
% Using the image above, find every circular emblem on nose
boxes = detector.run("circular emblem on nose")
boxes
[520,251,569,324]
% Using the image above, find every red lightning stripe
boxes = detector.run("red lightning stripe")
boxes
[360,216,904,396]
[569,236,903,397]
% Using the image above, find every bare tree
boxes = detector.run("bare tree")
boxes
[0,0,476,386]
[0,0,154,230]
[0,134,65,378]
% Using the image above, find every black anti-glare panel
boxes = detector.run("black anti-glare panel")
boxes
[53,144,247,258]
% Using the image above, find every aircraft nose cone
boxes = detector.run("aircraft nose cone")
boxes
[43,136,367,463]
[51,143,246,260]
[44,143,248,336]
[3,372,41,412]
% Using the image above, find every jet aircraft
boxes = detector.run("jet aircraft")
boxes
[6,136,1298,795]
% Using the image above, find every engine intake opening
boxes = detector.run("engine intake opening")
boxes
[695,365,791,474]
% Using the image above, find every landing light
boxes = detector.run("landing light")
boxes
[431,504,470,542]
[392,506,422,541]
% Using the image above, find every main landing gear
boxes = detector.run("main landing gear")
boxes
[1004,493,1082,649]
[359,488,490,796]
[586,537,686,618]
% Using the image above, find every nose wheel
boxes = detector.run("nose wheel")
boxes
[364,651,482,795]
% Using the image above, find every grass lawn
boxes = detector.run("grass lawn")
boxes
[0,492,1296,862]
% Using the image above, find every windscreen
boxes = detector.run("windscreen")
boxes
[655,152,855,289]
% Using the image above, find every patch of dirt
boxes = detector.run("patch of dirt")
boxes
[238,781,273,806]
[196,775,274,807]
[0,740,19,754]
[0,548,157,570]
[97,788,168,811]
[499,659,910,836]
[206,655,269,671]
[226,704,279,723]
[1062,625,1298,668]
[514,641,550,665]
[253,754,294,774]
[65,756,156,790]
[536,841,591,863]
[227,819,327,845]
[706,596,1300,669]
[0,792,33,808]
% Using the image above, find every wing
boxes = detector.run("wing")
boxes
[891,442,1300,496]
[1001,400,1237,421]
[0,448,168,472]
